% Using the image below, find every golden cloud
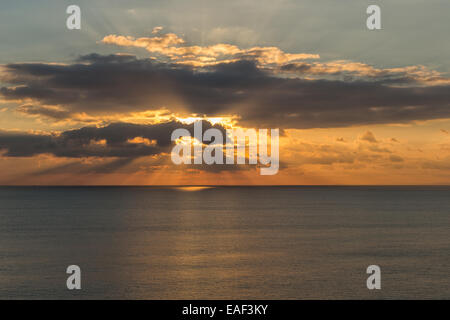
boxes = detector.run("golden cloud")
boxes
[280,60,450,86]
[101,30,319,67]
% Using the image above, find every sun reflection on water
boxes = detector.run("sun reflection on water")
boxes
[173,186,215,192]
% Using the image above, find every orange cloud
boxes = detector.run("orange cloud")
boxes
[127,137,157,146]
[101,30,319,67]
[281,60,450,86]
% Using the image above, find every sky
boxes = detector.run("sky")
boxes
[0,0,450,185]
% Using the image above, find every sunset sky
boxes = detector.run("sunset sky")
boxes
[1,0,450,185]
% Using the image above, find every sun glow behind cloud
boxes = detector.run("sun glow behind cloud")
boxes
[176,116,236,128]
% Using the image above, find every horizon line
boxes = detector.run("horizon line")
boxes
[1,185,450,187]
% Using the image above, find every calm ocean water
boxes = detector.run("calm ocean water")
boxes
[0,186,449,299]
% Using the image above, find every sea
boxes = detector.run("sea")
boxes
[0,186,449,299]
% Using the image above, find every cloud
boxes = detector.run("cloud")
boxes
[390,155,404,163]
[101,33,319,66]
[102,31,449,84]
[299,154,355,165]
[17,104,72,120]
[152,26,163,34]
[0,120,226,158]
[367,145,391,153]
[360,131,378,143]
[422,159,450,170]
[0,119,267,176]
[280,60,450,85]
[1,53,450,129]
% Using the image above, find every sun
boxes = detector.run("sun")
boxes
[175,116,237,128]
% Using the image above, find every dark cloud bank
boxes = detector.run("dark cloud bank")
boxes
[0,120,225,158]
[1,53,450,129]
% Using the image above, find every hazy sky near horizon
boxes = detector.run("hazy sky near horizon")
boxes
[1,0,450,185]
